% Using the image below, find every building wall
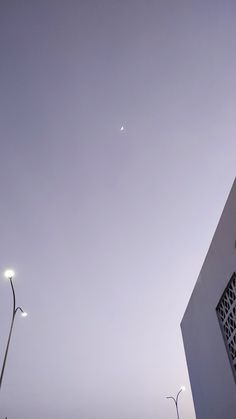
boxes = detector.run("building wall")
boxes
[181,180,236,419]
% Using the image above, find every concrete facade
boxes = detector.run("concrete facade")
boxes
[181,180,236,419]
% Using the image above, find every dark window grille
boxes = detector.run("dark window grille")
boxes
[217,273,236,380]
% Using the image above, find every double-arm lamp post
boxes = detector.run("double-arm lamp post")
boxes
[166,386,185,419]
[0,269,28,392]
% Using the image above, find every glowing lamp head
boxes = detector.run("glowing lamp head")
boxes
[4,269,15,280]
[21,311,28,318]
[181,386,186,392]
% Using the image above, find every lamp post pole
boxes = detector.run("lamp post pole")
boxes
[166,386,185,419]
[0,270,27,392]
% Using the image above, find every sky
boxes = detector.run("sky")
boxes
[0,1,236,418]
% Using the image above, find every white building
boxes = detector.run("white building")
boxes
[181,180,236,419]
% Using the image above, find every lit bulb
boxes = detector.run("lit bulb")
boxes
[21,312,28,317]
[4,269,15,279]
[181,386,186,392]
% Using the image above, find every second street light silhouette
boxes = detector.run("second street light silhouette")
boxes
[166,386,185,419]
[0,269,28,392]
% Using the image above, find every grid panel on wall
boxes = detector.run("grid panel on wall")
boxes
[217,273,236,379]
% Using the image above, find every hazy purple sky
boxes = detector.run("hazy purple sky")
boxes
[0,1,236,418]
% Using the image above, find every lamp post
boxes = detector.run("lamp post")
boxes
[166,386,185,419]
[0,269,28,391]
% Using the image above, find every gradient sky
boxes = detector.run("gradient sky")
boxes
[0,1,236,418]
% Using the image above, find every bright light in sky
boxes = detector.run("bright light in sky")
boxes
[4,269,15,279]
[120,125,124,131]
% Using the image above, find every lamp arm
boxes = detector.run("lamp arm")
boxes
[15,306,25,315]
[166,396,176,403]
[176,389,182,404]
[9,278,16,314]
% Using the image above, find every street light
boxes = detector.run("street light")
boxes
[166,386,186,419]
[0,269,28,391]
